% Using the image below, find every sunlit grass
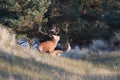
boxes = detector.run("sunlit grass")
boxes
[0,25,120,80]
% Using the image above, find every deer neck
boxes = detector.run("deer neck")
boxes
[52,38,59,44]
[51,35,60,44]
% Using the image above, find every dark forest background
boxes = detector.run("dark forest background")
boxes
[0,0,120,46]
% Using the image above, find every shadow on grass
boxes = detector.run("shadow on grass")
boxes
[0,50,81,80]
[0,50,120,80]
[0,69,39,80]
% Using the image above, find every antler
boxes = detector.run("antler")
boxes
[50,26,60,35]
[55,27,60,35]
[50,26,56,33]
[38,27,48,35]
[38,26,60,36]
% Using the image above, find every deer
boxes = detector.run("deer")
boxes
[38,26,62,55]
[55,41,71,52]
[53,41,71,56]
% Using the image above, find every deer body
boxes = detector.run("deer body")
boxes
[39,35,60,53]
[38,26,71,55]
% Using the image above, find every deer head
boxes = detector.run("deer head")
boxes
[38,26,60,53]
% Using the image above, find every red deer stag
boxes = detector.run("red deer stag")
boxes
[38,26,61,55]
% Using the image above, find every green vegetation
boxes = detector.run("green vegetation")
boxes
[0,0,120,44]
[0,0,120,80]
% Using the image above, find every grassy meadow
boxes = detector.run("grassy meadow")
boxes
[0,25,120,80]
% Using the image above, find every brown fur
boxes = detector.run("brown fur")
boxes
[51,50,63,56]
[39,35,60,53]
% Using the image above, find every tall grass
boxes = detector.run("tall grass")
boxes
[0,25,120,80]
[0,24,16,46]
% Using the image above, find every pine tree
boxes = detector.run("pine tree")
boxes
[0,0,51,32]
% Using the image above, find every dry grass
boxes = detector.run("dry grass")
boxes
[0,25,120,80]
